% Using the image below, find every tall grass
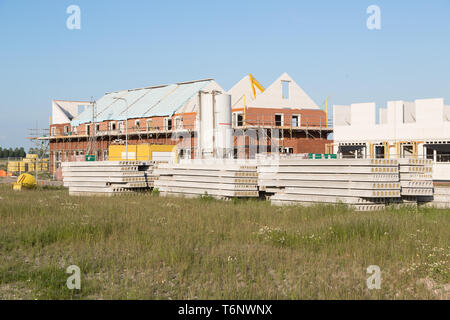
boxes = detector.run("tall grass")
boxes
[0,184,448,299]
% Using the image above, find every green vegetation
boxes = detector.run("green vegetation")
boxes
[0,147,26,159]
[0,184,448,299]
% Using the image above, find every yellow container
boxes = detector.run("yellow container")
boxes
[108,145,138,161]
[108,144,177,162]
[26,154,38,159]
[149,145,178,163]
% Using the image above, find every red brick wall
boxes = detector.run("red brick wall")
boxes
[238,107,326,127]
[49,123,71,136]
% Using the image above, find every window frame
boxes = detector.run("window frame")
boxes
[291,114,300,127]
[275,113,284,127]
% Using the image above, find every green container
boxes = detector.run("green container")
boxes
[309,153,337,160]
[85,155,96,162]
[308,153,322,159]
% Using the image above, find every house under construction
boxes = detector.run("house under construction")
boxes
[42,73,332,174]
[333,98,450,181]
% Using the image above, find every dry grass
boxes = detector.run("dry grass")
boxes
[0,184,448,300]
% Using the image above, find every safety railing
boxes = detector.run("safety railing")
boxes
[235,115,332,130]
[49,123,198,138]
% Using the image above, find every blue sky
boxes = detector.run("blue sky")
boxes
[0,0,449,148]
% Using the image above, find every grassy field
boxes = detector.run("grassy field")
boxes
[0,183,448,300]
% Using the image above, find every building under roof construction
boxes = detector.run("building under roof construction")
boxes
[43,74,332,173]
[333,98,450,181]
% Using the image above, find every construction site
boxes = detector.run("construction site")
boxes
[2,0,450,302]
[7,73,440,211]
[42,73,331,172]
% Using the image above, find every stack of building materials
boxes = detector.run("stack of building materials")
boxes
[153,160,259,199]
[420,186,450,209]
[7,155,49,174]
[258,156,401,211]
[398,159,434,197]
[62,161,156,196]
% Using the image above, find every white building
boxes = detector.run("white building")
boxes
[333,98,450,181]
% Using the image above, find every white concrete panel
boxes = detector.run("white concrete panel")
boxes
[350,103,376,126]
[444,105,450,121]
[433,163,450,181]
[333,105,351,126]
[416,98,444,126]
[387,100,403,126]
[403,102,416,123]
[379,108,387,124]
[334,98,450,143]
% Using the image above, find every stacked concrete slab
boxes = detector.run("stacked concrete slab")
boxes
[418,187,450,209]
[62,161,156,196]
[258,156,401,211]
[153,160,259,199]
[398,159,434,197]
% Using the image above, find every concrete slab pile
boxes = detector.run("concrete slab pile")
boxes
[62,161,155,196]
[258,156,402,211]
[153,160,259,199]
[419,187,450,209]
[398,159,434,197]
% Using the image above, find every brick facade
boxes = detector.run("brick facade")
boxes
[49,108,332,173]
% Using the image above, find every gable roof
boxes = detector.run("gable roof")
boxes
[227,74,265,109]
[51,100,91,125]
[249,72,319,109]
[71,79,217,126]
